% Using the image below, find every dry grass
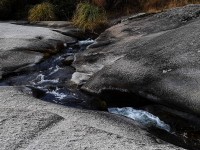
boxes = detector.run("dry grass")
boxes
[91,0,200,15]
[92,0,107,7]
[28,2,56,22]
[139,0,200,13]
[72,2,108,32]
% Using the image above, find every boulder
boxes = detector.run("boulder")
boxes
[0,22,75,78]
[72,5,200,115]
[29,21,72,28]
[26,21,87,40]
[63,55,74,66]
[0,86,183,150]
[53,28,87,40]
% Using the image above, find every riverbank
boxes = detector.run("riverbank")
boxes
[0,21,184,149]
[1,5,200,149]
[0,86,183,150]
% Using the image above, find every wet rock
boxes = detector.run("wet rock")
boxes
[72,5,200,115]
[143,105,200,149]
[71,72,92,85]
[63,56,74,66]
[0,22,75,78]
[0,86,183,150]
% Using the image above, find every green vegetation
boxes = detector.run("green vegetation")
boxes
[28,2,56,22]
[72,2,108,32]
[0,0,200,25]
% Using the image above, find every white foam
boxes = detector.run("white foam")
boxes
[46,87,79,101]
[36,74,59,84]
[54,56,64,62]
[47,89,67,100]
[49,65,62,75]
[78,39,94,46]
[108,107,170,132]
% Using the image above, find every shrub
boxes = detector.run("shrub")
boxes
[72,2,108,32]
[28,2,56,22]
[92,0,200,15]
[91,0,141,17]
[139,0,200,13]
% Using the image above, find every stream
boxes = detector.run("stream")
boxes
[1,39,200,150]
[0,39,96,109]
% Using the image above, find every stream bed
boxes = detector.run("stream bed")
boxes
[0,39,96,109]
[0,39,200,150]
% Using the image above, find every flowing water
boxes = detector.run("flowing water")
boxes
[109,106,200,150]
[1,38,200,149]
[0,39,95,108]
[108,107,171,132]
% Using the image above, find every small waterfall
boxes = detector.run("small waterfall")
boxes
[108,107,171,132]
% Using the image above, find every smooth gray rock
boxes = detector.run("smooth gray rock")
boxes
[63,55,74,66]
[0,22,75,78]
[26,21,87,40]
[29,21,72,28]
[0,86,183,150]
[53,28,86,40]
[72,5,200,115]
[0,23,74,52]
[0,108,63,150]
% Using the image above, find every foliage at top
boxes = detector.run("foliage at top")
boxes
[28,2,56,22]
[0,0,200,21]
[72,2,108,32]
[139,0,200,13]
